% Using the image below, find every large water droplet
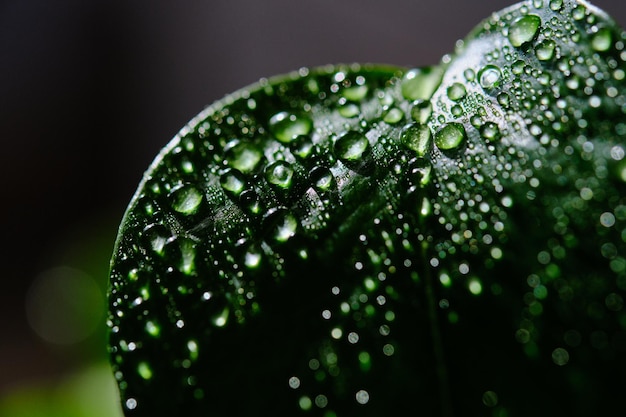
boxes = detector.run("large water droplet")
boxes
[290,135,315,160]
[264,208,298,243]
[508,14,541,48]
[435,123,466,150]
[479,65,502,90]
[447,82,467,101]
[341,84,369,101]
[591,27,613,52]
[268,112,313,143]
[239,189,263,215]
[401,67,444,101]
[535,39,556,61]
[401,123,431,157]
[310,167,335,192]
[170,184,203,215]
[410,100,433,124]
[265,161,295,189]
[334,131,370,162]
[142,224,171,256]
[480,122,501,141]
[225,140,263,173]
[220,169,247,196]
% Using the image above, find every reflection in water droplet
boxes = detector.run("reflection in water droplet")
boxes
[508,14,541,48]
[170,184,203,215]
[401,67,444,100]
[435,123,466,150]
[225,140,263,173]
[265,161,294,189]
[334,131,370,162]
[479,65,502,90]
[269,111,313,143]
[401,123,431,157]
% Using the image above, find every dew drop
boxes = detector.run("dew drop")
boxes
[220,169,247,196]
[480,122,501,141]
[356,390,370,405]
[482,391,499,407]
[239,189,263,215]
[434,123,466,150]
[535,39,556,61]
[508,14,541,48]
[383,107,404,124]
[552,347,570,366]
[290,135,315,160]
[225,140,263,173]
[244,247,262,269]
[447,82,467,101]
[264,208,298,243]
[497,92,511,107]
[334,131,370,162]
[339,103,360,118]
[479,65,502,90]
[268,111,313,143]
[591,27,613,52]
[401,123,432,157]
[410,100,433,124]
[401,67,444,100]
[265,161,294,189]
[310,167,335,192]
[341,84,369,101]
[138,362,153,380]
[170,184,203,215]
[549,0,563,11]
[289,376,301,389]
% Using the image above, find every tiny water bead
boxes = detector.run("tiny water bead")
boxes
[508,14,541,48]
[333,131,370,162]
[434,123,467,150]
[268,111,313,143]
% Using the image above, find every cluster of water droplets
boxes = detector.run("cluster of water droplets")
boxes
[107,1,626,415]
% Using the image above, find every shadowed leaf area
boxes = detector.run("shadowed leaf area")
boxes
[108,1,626,416]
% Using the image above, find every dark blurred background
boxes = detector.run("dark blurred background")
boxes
[1,0,624,414]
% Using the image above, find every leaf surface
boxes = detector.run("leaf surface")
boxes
[108,1,626,416]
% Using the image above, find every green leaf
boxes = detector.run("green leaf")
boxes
[108,1,626,416]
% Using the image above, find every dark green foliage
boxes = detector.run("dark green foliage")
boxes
[108,1,626,416]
